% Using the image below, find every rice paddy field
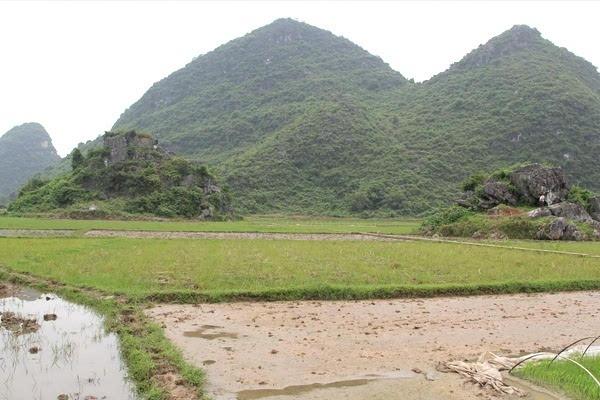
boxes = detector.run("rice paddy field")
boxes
[516,357,600,400]
[2,214,600,399]
[0,215,421,234]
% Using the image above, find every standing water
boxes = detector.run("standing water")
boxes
[0,286,137,400]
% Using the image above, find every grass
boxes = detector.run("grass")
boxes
[515,357,600,400]
[1,236,600,301]
[500,240,600,256]
[0,215,420,235]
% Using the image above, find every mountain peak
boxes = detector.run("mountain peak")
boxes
[452,24,545,70]
[2,122,50,140]
[0,122,60,200]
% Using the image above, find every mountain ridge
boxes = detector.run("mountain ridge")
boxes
[50,19,600,214]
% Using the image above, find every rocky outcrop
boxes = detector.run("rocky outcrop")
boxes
[104,131,158,164]
[528,202,593,222]
[509,164,569,205]
[536,217,584,241]
[589,196,600,221]
[548,202,592,222]
[480,180,518,208]
[457,180,517,210]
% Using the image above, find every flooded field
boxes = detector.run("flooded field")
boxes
[146,293,591,400]
[0,286,136,400]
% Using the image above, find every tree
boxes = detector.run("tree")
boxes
[71,148,84,171]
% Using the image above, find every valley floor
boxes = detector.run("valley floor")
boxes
[1,215,600,399]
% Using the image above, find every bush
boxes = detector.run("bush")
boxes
[461,173,486,192]
[421,205,473,232]
[567,185,595,210]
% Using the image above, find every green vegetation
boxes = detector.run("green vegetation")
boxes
[423,211,551,239]
[81,20,600,216]
[9,131,233,219]
[0,214,420,234]
[0,123,60,201]
[2,236,600,301]
[515,357,600,400]
[568,185,597,211]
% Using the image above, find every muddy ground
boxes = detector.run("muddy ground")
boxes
[84,230,404,241]
[146,291,600,400]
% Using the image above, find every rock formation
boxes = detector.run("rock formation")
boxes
[509,164,569,206]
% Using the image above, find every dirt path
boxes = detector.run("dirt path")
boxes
[84,230,403,241]
[0,229,75,237]
[146,291,600,400]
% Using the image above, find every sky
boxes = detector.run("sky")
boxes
[1,1,599,156]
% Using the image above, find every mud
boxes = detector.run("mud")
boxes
[0,229,75,237]
[146,291,600,399]
[0,287,137,400]
[84,229,403,241]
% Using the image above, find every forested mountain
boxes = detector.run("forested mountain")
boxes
[0,123,60,204]
[107,20,600,215]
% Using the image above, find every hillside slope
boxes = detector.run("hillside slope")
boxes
[111,21,600,215]
[9,131,233,219]
[0,123,60,203]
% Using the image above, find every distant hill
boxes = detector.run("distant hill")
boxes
[9,131,233,219]
[0,123,60,204]
[103,20,600,215]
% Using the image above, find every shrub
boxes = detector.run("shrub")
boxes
[567,185,595,210]
[421,205,473,232]
[461,173,486,192]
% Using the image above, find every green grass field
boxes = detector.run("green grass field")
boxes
[0,215,420,235]
[516,357,600,400]
[2,236,600,301]
[2,216,600,399]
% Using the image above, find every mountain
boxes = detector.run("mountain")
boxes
[9,131,233,219]
[106,21,600,215]
[0,123,60,203]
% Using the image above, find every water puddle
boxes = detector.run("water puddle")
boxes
[237,379,372,400]
[0,287,137,400]
[236,371,418,400]
[184,325,239,340]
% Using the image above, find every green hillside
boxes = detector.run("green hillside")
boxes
[107,21,600,215]
[0,123,60,204]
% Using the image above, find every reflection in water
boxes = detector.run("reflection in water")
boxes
[0,288,137,400]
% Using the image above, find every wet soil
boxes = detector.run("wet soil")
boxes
[0,287,137,400]
[0,229,75,237]
[84,230,403,241]
[146,291,600,399]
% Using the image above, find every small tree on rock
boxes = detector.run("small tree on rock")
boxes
[71,148,84,171]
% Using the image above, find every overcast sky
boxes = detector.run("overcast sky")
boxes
[1,1,599,156]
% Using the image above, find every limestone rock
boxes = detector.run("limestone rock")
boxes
[548,202,592,222]
[509,164,569,205]
[589,196,600,221]
[104,131,158,165]
[527,207,552,218]
[536,217,584,241]
[480,180,518,208]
